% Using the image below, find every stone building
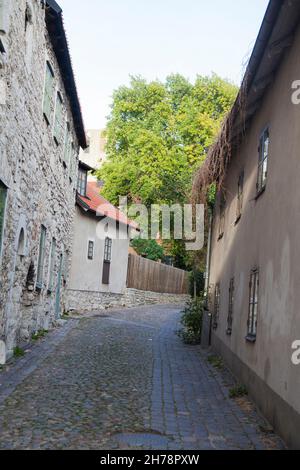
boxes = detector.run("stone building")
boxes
[199,0,300,449]
[0,0,86,363]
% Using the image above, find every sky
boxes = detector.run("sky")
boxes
[60,0,269,130]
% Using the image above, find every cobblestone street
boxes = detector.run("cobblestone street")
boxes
[0,305,284,450]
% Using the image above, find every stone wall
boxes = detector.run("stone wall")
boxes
[66,288,190,313]
[0,1,80,361]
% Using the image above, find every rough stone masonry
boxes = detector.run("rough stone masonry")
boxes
[0,0,84,362]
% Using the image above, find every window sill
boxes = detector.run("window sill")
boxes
[245,334,256,343]
[255,186,266,201]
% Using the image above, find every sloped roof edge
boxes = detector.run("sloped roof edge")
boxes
[234,0,300,136]
[45,1,87,149]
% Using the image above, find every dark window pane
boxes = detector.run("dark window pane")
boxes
[104,237,112,262]
[102,261,110,285]
[88,240,94,260]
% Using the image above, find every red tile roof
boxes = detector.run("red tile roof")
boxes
[77,182,139,230]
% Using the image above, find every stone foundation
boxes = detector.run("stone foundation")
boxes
[66,288,189,312]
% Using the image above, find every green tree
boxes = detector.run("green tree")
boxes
[98,74,237,207]
[131,239,164,262]
[97,74,238,267]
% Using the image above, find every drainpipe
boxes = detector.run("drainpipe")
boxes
[205,212,213,296]
[203,211,213,347]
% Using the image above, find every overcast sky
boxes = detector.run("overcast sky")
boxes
[59,0,269,129]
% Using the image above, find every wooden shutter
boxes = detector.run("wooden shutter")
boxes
[0,0,9,35]
[43,62,54,125]
[54,92,64,144]
[36,226,47,289]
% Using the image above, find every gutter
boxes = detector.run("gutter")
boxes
[242,0,283,93]
[45,1,87,149]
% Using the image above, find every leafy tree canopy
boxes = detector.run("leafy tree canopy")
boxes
[131,239,164,262]
[98,73,238,207]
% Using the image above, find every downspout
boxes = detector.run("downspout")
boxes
[205,212,213,296]
[203,211,213,347]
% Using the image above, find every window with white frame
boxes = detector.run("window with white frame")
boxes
[102,237,112,285]
[0,180,7,256]
[257,128,269,194]
[43,61,55,125]
[247,269,259,341]
[36,225,47,290]
[77,167,87,196]
[87,240,94,260]
[104,237,112,262]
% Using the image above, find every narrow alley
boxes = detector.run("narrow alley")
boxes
[0,305,284,450]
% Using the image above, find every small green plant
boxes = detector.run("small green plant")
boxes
[62,312,70,319]
[13,347,25,358]
[178,297,203,345]
[208,354,224,370]
[229,385,248,399]
[188,271,205,298]
[32,329,48,341]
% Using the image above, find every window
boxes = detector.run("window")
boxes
[247,269,259,341]
[53,92,64,145]
[77,168,87,196]
[25,3,33,31]
[227,278,234,335]
[218,193,226,240]
[48,238,56,292]
[0,180,7,256]
[36,225,47,290]
[17,228,25,257]
[236,171,244,222]
[69,143,76,181]
[63,122,71,167]
[104,237,112,262]
[102,237,112,285]
[213,283,220,329]
[0,0,9,36]
[257,128,269,194]
[43,61,55,125]
[87,240,94,260]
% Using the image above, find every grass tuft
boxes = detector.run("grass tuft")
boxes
[229,385,248,399]
[13,347,25,358]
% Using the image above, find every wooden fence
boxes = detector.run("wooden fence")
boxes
[127,254,189,295]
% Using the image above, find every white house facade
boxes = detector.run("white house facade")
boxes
[67,177,137,312]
